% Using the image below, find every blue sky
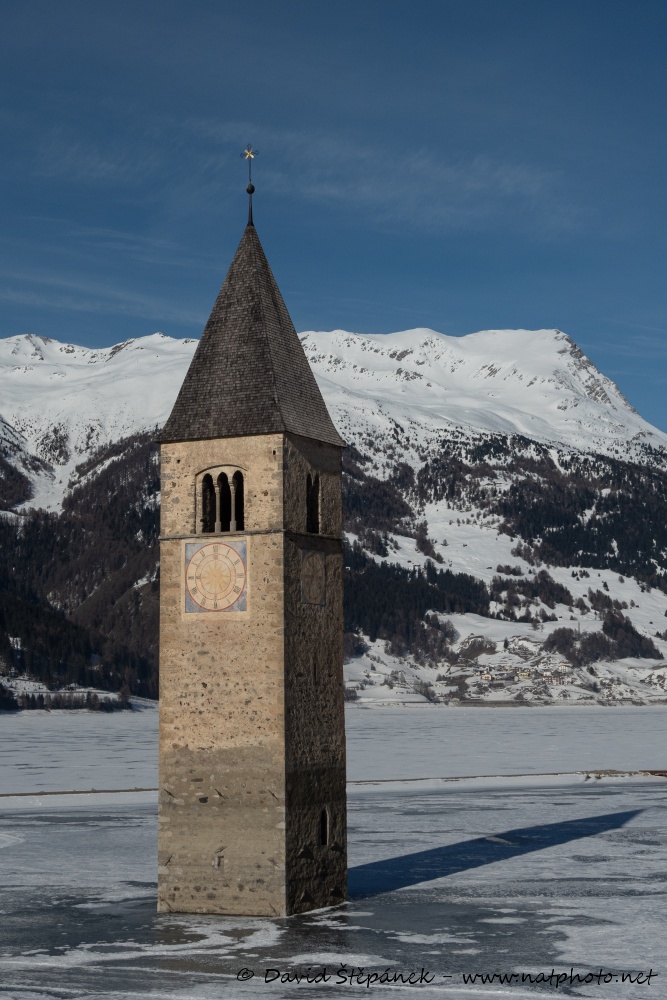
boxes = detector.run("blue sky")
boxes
[2,0,667,429]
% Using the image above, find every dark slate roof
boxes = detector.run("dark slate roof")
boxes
[161,224,344,447]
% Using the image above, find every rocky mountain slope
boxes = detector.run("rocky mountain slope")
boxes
[1,327,666,707]
[1,327,665,512]
[302,327,665,464]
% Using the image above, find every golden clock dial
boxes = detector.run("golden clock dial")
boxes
[301,550,326,605]
[186,542,246,611]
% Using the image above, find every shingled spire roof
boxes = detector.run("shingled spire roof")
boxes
[161,223,344,447]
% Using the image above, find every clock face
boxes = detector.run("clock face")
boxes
[301,550,326,606]
[184,540,247,613]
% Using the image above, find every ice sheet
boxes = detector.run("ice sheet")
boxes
[0,704,158,794]
[0,780,663,999]
[2,703,666,797]
[345,704,667,780]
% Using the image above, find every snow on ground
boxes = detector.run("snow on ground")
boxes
[376,492,667,637]
[1,675,125,701]
[423,496,667,628]
[345,619,667,709]
[0,706,665,998]
[1,783,664,999]
[345,489,667,706]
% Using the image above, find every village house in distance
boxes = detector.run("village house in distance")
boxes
[157,177,347,916]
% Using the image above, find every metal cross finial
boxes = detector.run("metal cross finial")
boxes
[241,144,258,184]
[241,145,258,226]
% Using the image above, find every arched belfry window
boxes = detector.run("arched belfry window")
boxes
[216,473,231,533]
[201,474,215,533]
[197,467,246,534]
[306,473,320,534]
[232,471,244,531]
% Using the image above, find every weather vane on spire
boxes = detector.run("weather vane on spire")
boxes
[242,144,258,183]
[241,144,258,226]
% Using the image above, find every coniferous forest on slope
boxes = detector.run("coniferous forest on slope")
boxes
[0,429,666,699]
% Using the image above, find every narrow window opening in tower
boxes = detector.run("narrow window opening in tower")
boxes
[306,473,312,531]
[306,474,320,534]
[216,473,231,532]
[232,471,244,531]
[313,475,320,533]
[319,807,329,847]
[201,474,215,533]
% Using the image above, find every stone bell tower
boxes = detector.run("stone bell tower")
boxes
[157,189,347,916]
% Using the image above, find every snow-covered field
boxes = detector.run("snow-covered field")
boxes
[0,706,664,998]
[345,508,667,706]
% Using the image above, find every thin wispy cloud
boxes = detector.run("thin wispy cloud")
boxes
[33,129,165,184]
[602,318,667,337]
[0,270,205,326]
[604,367,667,387]
[67,226,220,271]
[10,109,581,238]
[185,120,577,236]
[591,328,667,360]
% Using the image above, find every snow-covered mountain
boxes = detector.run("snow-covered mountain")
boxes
[2,326,667,709]
[302,327,664,462]
[0,333,196,509]
[1,327,665,511]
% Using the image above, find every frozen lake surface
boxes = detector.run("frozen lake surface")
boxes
[1,703,665,795]
[0,780,664,999]
[0,703,158,795]
[346,704,667,781]
[0,705,665,997]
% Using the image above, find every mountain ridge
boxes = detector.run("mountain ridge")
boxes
[2,326,667,708]
[1,326,664,512]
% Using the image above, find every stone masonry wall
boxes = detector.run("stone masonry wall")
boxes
[282,435,347,914]
[159,436,288,915]
[158,433,346,916]
[160,434,284,537]
[282,434,342,537]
